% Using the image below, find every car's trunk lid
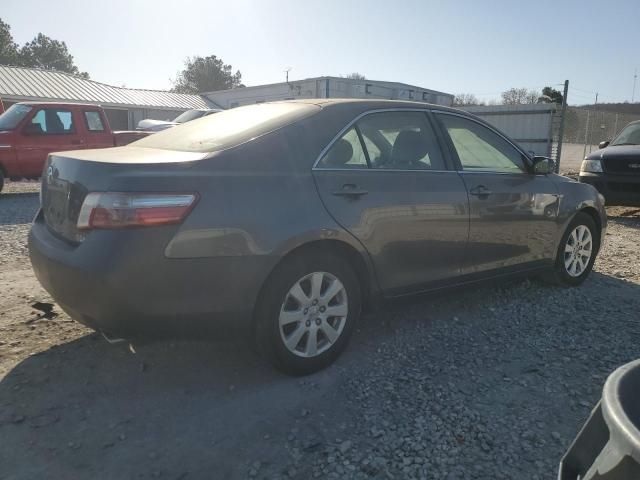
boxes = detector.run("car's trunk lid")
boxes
[41,147,208,243]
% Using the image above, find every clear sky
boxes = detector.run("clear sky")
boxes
[2,0,639,104]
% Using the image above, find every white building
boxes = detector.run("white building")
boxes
[0,65,210,130]
[203,76,453,109]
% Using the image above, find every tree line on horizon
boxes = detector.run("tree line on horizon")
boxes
[453,87,565,107]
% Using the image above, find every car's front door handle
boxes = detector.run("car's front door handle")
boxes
[469,185,492,197]
[332,184,369,198]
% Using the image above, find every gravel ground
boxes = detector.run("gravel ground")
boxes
[0,180,639,479]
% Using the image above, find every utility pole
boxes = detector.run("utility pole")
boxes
[588,93,598,153]
[284,67,292,84]
[583,110,590,159]
[555,80,569,173]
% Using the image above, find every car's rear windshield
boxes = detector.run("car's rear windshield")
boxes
[173,109,207,123]
[133,102,320,153]
[0,104,32,131]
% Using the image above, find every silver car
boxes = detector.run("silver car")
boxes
[29,100,607,375]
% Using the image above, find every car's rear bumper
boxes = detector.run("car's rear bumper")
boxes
[28,212,277,339]
[579,172,640,207]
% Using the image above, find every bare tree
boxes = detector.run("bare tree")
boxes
[345,72,366,80]
[501,87,540,105]
[453,93,482,106]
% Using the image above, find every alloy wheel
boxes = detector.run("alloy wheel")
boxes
[278,271,348,358]
[563,225,593,277]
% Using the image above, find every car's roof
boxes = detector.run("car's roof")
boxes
[274,98,462,114]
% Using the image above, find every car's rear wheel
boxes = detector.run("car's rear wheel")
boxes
[255,251,361,375]
[551,212,600,286]
[0,169,4,193]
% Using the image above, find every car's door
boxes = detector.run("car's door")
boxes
[313,110,469,295]
[15,107,85,177]
[81,109,114,149]
[434,112,560,274]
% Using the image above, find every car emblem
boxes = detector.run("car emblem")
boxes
[629,163,640,169]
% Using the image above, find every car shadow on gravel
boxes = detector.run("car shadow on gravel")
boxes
[606,210,640,230]
[0,192,40,225]
[0,329,349,479]
[1,271,639,479]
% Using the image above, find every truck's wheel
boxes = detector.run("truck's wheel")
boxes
[0,170,4,193]
[255,250,361,376]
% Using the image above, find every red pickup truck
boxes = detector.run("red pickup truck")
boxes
[0,102,149,192]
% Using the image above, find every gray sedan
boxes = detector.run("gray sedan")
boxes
[29,100,607,375]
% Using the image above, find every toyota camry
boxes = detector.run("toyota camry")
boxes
[29,99,607,375]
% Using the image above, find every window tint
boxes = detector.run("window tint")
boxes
[30,109,75,134]
[357,112,445,170]
[318,127,368,169]
[438,114,527,173]
[133,103,319,152]
[84,111,105,131]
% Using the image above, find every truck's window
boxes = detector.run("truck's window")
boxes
[30,109,76,135]
[0,104,32,131]
[84,111,105,132]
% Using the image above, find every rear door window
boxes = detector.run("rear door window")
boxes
[84,111,105,132]
[356,112,446,170]
[30,108,75,134]
[318,127,368,169]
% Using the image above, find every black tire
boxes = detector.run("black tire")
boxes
[255,250,361,376]
[0,169,4,193]
[550,212,600,286]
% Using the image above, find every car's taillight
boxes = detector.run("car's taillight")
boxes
[77,192,198,230]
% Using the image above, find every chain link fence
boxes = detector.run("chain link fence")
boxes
[563,107,640,146]
[557,107,640,174]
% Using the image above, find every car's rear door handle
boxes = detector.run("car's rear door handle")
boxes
[469,185,492,197]
[332,184,368,198]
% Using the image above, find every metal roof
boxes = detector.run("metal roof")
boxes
[0,65,209,110]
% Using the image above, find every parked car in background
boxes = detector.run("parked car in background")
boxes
[0,102,150,192]
[136,108,221,131]
[29,99,606,375]
[580,120,640,206]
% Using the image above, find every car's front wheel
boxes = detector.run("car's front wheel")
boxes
[255,251,361,375]
[551,212,600,286]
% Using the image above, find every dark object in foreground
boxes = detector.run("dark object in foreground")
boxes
[559,359,640,479]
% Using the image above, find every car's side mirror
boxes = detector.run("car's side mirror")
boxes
[532,156,554,174]
[23,122,43,135]
[599,140,610,149]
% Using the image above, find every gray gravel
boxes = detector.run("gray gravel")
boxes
[0,181,639,479]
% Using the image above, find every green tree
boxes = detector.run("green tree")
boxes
[0,18,18,65]
[172,55,242,94]
[541,86,563,104]
[19,33,88,77]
